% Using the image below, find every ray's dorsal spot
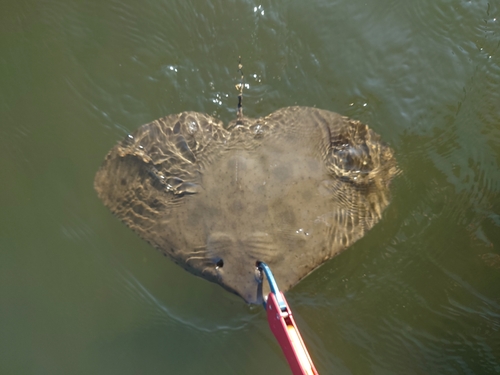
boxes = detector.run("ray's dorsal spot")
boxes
[94,106,399,304]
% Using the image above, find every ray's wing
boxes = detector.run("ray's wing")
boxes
[94,112,229,265]
[321,108,398,249]
[261,106,399,267]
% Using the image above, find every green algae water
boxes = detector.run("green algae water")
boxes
[1,0,499,374]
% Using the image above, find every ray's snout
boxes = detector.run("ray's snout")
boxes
[215,259,266,304]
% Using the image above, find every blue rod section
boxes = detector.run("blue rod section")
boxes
[258,262,287,311]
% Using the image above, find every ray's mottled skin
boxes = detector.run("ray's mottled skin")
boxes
[94,107,398,304]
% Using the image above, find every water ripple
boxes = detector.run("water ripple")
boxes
[113,265,259,333]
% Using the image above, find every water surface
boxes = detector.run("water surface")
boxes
[1,0,499,374]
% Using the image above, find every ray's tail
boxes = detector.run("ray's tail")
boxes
[236,56,244,122]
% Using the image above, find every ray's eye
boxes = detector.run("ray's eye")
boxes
[215,259,224,269]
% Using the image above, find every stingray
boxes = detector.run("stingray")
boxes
[94,106,398,303]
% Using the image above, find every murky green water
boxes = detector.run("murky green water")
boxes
[1,0,499,374]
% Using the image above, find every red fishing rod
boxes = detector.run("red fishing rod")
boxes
[257,262,319,375]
